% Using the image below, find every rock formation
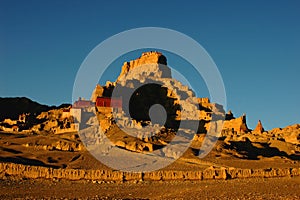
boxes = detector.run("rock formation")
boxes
[269,124,300,145]
[253,120,265,134]
[114,52,225,125]
[222,114,249,134]
[75,51,229,157]
[90,84,104,102]
[117,52,170,82]
[85,52,257,157]
[225,110,235,120]
[31,108,78,134]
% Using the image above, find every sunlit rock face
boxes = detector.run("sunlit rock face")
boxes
[253,120,265,134]
[117,52,170,82]
[113,51,225,130]
[222,114,250,134]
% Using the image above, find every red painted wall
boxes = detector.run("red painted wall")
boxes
[96,97,122,108]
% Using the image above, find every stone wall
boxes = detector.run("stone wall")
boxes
[0,162,299,182]
[222,114,249,133]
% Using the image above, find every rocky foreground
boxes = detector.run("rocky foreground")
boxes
[1,176,300,199]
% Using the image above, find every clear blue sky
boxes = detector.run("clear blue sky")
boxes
[1,0,300,130]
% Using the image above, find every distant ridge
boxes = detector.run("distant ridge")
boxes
[0,97,70,121]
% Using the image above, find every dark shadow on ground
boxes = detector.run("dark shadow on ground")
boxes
[0,156,61,168]
[224,140,300,160]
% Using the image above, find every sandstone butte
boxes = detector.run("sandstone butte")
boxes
[92,51,250,134]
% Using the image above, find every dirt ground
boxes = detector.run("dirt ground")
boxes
[1,131,299,172]
[0,176,300,199]
[1,131,300,199]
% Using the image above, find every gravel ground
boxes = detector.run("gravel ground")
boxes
[0,176,300,199]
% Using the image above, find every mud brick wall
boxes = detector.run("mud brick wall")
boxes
[0,163,299,181]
